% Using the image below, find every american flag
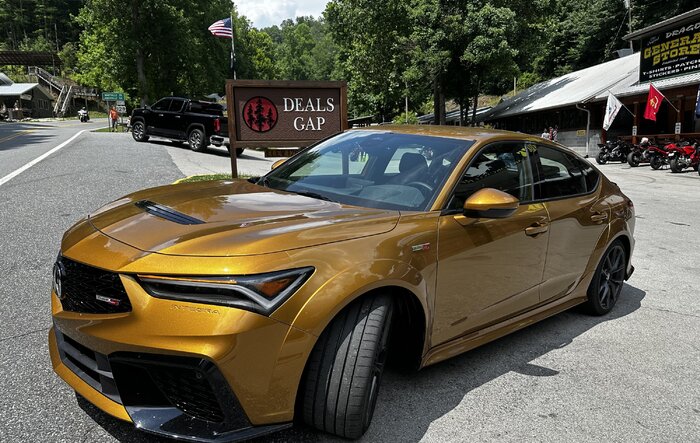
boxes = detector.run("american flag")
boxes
[208,17,233,38]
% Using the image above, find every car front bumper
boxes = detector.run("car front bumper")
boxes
[49,264,315,442]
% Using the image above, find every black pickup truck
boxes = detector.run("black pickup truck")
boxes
[130,97,243,155]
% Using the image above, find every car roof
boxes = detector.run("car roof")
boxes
[350,124,522,142]
[350,125,579,155]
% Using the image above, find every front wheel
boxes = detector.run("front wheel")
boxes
[596,152,607,165]
[627,152,640,167]
[669,157,683,173]
[584,240,626,316]
[131,121,149,142]
[188,128,206,152]
[650,155,662,170]
[301,295,394,439]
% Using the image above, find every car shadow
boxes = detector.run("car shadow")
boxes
[77,284,645,442]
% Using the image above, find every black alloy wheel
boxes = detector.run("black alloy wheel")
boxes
[650,155,663,170]
[131,121,149,142]
[585,241,626,315]
[188,128,206,152]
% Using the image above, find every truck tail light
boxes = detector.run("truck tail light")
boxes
[213,118,221,133]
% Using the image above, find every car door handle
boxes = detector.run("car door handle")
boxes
[158,113,164,117]
[590,212,608,223]
[174,115,181,118]
[525,222,549,237]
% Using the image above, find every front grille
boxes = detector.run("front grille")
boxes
[59,257,131,314]
[55,329,121,403]
[149,366,225,422]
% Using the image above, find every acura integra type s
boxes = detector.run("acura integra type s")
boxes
[49,126,635,441]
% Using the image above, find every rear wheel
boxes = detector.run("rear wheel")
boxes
[627,152,640,167]
[188,128,206,152]
[650,155,662,170]
[301,295,394,439]
[131,121,149,142]
[585,241,626,316]
[596,152,607,165]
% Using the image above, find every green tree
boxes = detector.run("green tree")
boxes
[74,0,234,105]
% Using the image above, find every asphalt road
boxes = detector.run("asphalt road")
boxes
[0,127,698,442]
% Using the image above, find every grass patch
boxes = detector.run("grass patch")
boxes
[92,126,128,133]
[176,173,253,183]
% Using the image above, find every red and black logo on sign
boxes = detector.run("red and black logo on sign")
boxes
[242,96,278,133]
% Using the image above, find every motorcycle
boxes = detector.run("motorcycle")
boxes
[667,140,700,173]
[627,139,653,167]
[596,140,630,164]
[647,141,670,170]
[78,108,90,122]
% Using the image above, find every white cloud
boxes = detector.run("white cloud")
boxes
[236,0,329,28]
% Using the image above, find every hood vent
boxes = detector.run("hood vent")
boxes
[135,200,204,225]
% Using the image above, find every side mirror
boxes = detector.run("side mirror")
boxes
[271,159,286,170]
[145,105,151,110]
[463,188,519,219]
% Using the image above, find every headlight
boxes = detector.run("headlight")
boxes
[137,267,314,316]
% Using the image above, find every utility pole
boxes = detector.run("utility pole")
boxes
[627,0,634,50]
[405,81,409,123]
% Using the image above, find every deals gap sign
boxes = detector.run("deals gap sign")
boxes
[225,80,348,176]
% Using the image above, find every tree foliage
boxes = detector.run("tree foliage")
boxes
[2,0,698,120]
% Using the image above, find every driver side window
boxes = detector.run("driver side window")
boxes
[448,142,534,211]
[152,99,171,111]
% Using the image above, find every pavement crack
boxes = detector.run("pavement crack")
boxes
[81,424,98,443]
[0,327,49,343]
[641,306,700,319]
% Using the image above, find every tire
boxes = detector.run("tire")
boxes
[131,121,149,142]
[584,240,626,316]
[301,295,394,439]
[188,128,206,152]
[226,145,245,157]
[650,155,662,170]
[669,157,682,173]
[627,152,640,167]
[596,152,607,165]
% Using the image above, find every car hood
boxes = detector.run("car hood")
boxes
[87,180,400,257]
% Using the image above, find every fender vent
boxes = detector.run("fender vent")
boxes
[135,200,204,225]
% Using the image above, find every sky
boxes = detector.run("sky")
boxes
[236,0,329,29]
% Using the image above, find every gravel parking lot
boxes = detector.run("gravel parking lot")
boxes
[0,129,698,442]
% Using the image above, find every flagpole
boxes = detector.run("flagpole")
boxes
[608,90,635,117]
[663,96,679,113]
[230,14,236,80]
[650,83,679,113]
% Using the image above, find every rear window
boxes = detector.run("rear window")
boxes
[188,101,223,116]
[532,145,598,200]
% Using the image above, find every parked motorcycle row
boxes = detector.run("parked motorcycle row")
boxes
[596,138,700,176]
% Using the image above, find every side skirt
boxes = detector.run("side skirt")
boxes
[421,296,586,367]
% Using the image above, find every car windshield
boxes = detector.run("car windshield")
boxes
[263,131,473,211]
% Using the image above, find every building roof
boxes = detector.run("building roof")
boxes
[593,69,700,100]
[482,54,639,121]
[0,83,40,97]
[624,7,700,41]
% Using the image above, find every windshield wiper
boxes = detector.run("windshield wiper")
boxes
[290,190,335,202]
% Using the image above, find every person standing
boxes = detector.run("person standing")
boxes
[548,126,554,141]
[541,127,549,138]
[552,125,558,142]
[109,106,119,132]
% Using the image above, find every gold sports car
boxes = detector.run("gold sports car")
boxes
[49,126,635,441]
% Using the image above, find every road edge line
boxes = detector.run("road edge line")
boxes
[0,130,86,188]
